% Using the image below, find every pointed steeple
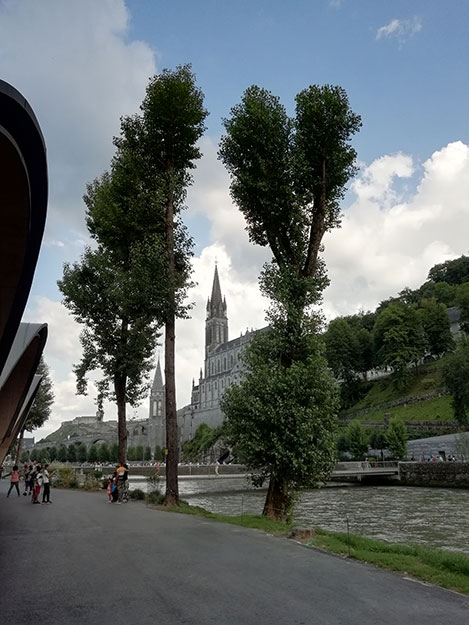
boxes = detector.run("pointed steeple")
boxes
[151,357,164,392]
[210,264,223,308]
[205,264,229,353]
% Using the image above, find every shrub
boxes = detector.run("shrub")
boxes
[83,473,102,491]
[54,466,79,488]
[147,490,165,505]
[129,488,145,500]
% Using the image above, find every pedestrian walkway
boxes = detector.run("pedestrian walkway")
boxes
[0,478,468,624]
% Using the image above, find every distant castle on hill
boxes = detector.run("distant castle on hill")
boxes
[37,266,257,453]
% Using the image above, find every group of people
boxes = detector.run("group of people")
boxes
[107,462,129,504]
[426,454,457,462]
[5,461,55,504]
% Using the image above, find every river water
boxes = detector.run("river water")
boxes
[130,475,469,554]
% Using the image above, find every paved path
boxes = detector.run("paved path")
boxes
[0,479,468,624]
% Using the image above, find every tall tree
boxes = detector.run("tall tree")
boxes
[59,243,162,464]
[346,420,369,461]
[219,84,361,520]
[443,340,469,424]
[373,301,425,391]
[385,419,408,460]
[418,297,454,356]
[115,65,208,505]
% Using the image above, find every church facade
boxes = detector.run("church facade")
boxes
[176,265,256,444]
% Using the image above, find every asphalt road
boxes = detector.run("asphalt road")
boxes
[0,479,468,625]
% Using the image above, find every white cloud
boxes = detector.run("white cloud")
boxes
[0,0,157,237]
[323,141,469,319]
[376,16,422,44]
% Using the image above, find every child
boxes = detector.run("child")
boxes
[32,466,42,504]
[107,477,113,503]
[6,465,20,497]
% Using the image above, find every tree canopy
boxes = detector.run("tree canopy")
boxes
[219,83,360,520]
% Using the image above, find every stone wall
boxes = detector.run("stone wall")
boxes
[399,461,469,488]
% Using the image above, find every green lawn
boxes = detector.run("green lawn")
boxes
[356,395,454,423]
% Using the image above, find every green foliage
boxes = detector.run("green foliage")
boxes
[38,448,49,464]
[54,466,78,488]
[456,283,469,334]
[219,84,361,277]
[222,325,339,494]
[181,424,223,462]
[97,443,110,462]
[418,298,454,356]
[443,340,469,424]
[314,528,469,595]
[385,419,408,459]
[144,446,152,461]
[129,488,146,500]
[83,473,102,491]
[127,446,136,461]
[369,429,387,455]
[49,446,58,462]
[427,255,469,286]
[346,421,369,460]
[57,445,67,463]
[20,451,30,463]
[154,445,163,462]
[87,444,98,464]
[67,444,77,463]
[135,445,144,461]
[76,443,88,463]
[373,301,426,391]
[219,82,359,520]
[30,448,38,462]
[109,442,119,463]
[24,357,54,433]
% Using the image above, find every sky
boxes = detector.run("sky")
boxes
[1,0,469,440]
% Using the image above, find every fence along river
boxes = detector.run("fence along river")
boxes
[129,474,469,555]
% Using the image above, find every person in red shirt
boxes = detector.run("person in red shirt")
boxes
[6,465,21,497]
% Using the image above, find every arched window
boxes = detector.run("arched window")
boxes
[224,357,226,370]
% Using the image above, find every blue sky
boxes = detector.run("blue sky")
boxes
[1,0,469,438]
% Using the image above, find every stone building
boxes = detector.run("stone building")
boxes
[176,265,258,444]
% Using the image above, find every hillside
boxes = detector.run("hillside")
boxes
[342,356,456,428]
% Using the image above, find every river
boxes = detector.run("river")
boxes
[129,475,469,554]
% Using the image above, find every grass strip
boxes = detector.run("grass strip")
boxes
[314,528,469,594]
[154,502,469,595]
[153,502,290,534]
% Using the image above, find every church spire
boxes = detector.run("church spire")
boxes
[210,264,223,308]
[151,357,164,392]
[205,264,228,353]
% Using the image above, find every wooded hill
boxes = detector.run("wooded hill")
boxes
[325,255,469,430]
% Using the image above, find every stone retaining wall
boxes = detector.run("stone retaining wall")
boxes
[399,461,469,488]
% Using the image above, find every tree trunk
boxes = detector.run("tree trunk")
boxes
[165,314,179,505]
[262,474,291,521]
[115,376,127,464]
[15,427,25,464]
[164,173,179,506]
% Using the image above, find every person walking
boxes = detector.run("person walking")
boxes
[5,465,21,497]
